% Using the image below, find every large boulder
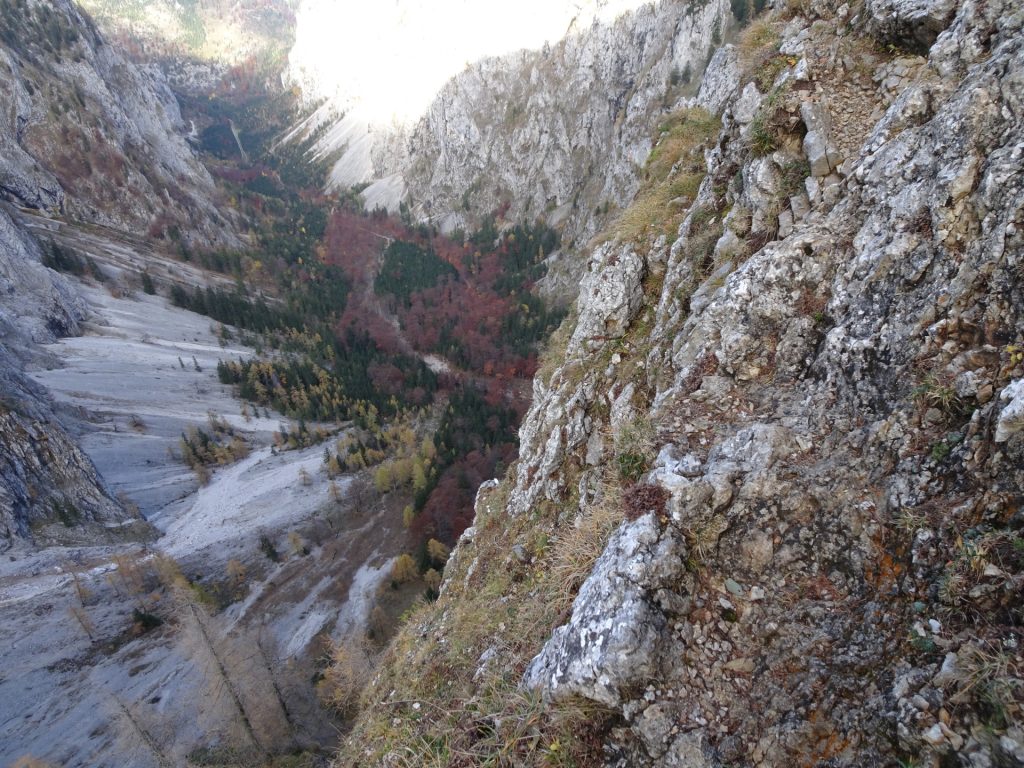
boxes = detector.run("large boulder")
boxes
[866,0,959,50]
[522,514,685,707]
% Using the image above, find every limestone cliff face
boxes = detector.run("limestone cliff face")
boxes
[302,0,732,305]
[517,0,1024,763]
[401,0,730,247]
[337,0,1024,765]
[0,0,232,246]
[0,206,148,551]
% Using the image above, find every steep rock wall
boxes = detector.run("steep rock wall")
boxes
[517,0,1024,764]
[335,1,1024,765]
[0,206,148,551]
[0,0,232,246]
[401,0,730,247]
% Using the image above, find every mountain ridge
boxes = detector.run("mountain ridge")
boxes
[330,0,1024,764]
[296,0,733,305]
[0,0,1021,765]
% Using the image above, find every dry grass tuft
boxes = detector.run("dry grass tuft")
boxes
[615,108,720,242]
[318,638,376,717]
[738,16,782,74]
[614,417,657,480]
[686,514,729,561]
[951,644,1023,727]
[548,480,623,612]
[329,467,624,766]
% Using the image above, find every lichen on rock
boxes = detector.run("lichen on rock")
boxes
[333,0,1024,764]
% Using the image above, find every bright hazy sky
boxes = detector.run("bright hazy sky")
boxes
[289,0,652,125]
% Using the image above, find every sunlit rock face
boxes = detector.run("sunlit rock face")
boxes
[288,0,652,127]
[0,0,234,246]
[289,0,730,302]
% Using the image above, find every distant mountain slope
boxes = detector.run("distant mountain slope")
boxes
[74,0,297,94]
[0,0,234,550]
[291,0,732,304]
[75,0,295,64]
[0,0,233,246]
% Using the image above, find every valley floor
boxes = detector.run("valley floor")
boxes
[0,229,406,767]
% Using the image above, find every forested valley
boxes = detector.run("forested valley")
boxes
[164,64,565,571]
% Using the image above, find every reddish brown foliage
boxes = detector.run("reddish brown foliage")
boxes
[208,165,267,184]
[413,445,516,545]
[623,483,670,521]
[323,207,545,379]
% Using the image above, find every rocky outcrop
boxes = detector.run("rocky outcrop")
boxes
[522,514,687,707]
[865,0,959,50]
[512,0,1024,764]
[299,0,733,304]
[0,387,148,551]
[402,0,730,248]
[0,206,83,341]
[0,0,232,246]
[0,206,148,551]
